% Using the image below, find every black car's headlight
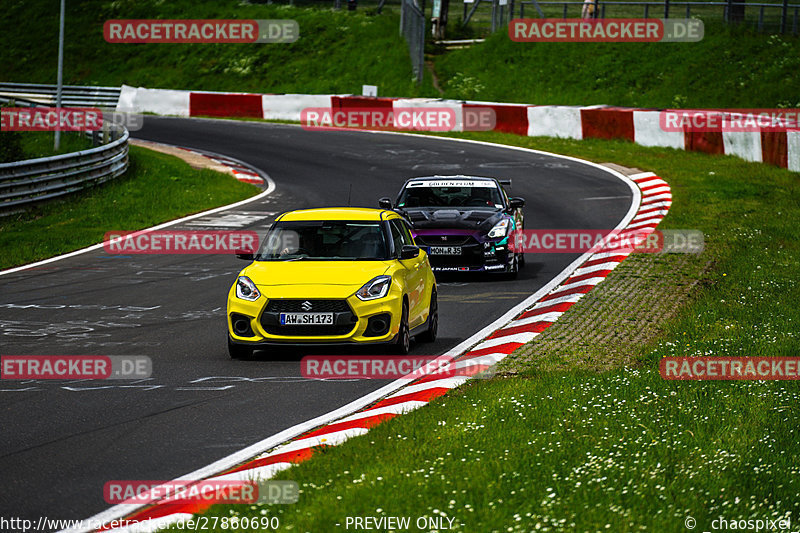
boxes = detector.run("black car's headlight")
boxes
[235,276,261,301]
[355,275,392,301]
[488,219,511,239]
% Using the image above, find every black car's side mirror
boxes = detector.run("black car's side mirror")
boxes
[379,197,393,210]
[509,197,525,209]
[235,252,255,260]
[400,245,420,259]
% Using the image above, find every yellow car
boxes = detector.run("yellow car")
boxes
[227,207,438,358]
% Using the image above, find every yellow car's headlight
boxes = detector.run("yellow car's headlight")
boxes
[355,275,392,301]
[235,276,261,301]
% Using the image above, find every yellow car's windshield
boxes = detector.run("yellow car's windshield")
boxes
[257,220,390,261]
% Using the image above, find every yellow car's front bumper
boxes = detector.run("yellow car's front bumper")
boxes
[226,287,404,346]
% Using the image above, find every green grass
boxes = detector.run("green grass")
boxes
[0,0,436,97]
[17,132,94,160]
[0,112,93,163]
[163,133,799,532]
[435,23,800,106]
[0,145,258,270]
[5,1,800,106]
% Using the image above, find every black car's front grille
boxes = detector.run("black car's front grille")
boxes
[415,235,476,247]
[265,299,351,313]
[261,299,357,337]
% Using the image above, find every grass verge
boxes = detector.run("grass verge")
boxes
[1,0,436,97]
[4,1,799,106]
[0,131,94,163]
[434,22,800,107]
[0,145,258,270]
[164,132,800,532]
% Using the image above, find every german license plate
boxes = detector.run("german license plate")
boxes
[280,313,334,325]
[429,246,462,255]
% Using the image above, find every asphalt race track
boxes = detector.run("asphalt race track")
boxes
[0,117,633,528]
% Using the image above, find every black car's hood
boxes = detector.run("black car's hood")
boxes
[402,208,504,231]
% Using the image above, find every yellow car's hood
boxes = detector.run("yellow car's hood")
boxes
[242,260,392,298]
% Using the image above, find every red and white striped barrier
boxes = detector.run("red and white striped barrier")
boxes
[88,170,669,533]
[116,85,800,172]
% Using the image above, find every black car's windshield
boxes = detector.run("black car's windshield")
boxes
[397,180,504,209]
[256,220,389,261]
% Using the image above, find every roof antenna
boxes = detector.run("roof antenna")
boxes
[347,183,352,207]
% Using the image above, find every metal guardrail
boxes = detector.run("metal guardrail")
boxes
[0,89,130,215]
[0,82,121,108]
[0,125,129,215]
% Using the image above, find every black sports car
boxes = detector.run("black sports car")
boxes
[379,175,525,276]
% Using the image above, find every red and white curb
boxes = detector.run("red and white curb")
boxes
[178,147,265,185]
[81,171,669,533]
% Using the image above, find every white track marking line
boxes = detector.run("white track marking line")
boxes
[0,150,276,278]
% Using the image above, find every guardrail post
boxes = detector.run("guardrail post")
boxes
[781,0,788,32]
[664,0,670,18]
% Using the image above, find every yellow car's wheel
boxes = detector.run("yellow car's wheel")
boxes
[419,290,438,343]
[393,301,411,355]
